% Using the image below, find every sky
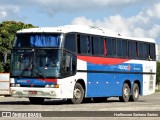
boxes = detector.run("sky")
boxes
[0,0,160,44]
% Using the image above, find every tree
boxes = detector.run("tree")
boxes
[156,61,160,86]
[0,21,36,72]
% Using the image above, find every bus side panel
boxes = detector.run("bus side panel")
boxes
[85,61,143,97]
[86,73,143,97]
[142,61,156,95]
[126,60,156,96]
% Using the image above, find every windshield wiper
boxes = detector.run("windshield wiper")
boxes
[19,63,32,78]
[32,65,46,79]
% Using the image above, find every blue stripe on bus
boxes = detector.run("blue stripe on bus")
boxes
[85,63,143,97]
[14,78,57,87]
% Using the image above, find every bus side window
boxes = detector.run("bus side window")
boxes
[77,35,81,54]
[64,33,76,53]
[117,39,128,58]
[77,34,92,55]
[79,34,88,54]
[149,43,156,60]
[138,42,149,60]
[62,51,76,76]
[104,38,107,56]
[106,37,116,57]
[143,43,149,60]
[128,41,137,59]
[92,36,104,56]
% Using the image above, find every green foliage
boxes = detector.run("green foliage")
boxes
[0,62,4,73]
[156,61,160,84]
[0,20,36,72]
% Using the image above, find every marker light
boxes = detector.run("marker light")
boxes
[54,84,59,88]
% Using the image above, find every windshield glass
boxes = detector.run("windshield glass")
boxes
[11,49,61,78]
[14,33,63,47]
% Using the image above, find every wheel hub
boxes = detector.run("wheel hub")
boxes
[74,88,81,99]
[124,88,129,98]
[134,88,138,98]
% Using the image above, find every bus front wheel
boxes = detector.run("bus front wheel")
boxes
[119,83,130,102]
[68,83,84,104]
[129,83,139,102]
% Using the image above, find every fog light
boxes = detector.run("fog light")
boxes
[50,91,56,95]
[12,90,16,94]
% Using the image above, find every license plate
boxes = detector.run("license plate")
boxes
[29,91,37,94]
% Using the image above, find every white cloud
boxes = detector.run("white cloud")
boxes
[0,0,154,18]
[71,1,160,44]
[146,2,160,19]
[0,0,159,43]
[0,5,20,21]
[71,17,94,26]
[19,0,152,16]
[148,25,160,39]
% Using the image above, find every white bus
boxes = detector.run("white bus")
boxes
[10,25,156,104]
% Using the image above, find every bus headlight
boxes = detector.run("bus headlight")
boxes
[11,84,20,87]
[16,84,20,87]
[50,84,54,88]
[45,84,59,88]
[10,83,16,87]
[45,84,50,88]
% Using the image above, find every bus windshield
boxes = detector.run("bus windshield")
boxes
[14,33,63,47]
[11,49,61,78]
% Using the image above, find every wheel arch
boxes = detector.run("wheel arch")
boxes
[124,80,131,90]
[76,79,86,94]
[133,80,141,95]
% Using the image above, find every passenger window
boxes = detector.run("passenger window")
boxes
[138,42,149,60]
[106,38,116,57]
[92,36,104,56]
[62,51,76,76]
[77,34,92,54]
[64,33,76,52]
[149,43,156,60]
[116,39,128,58]
[128,41,137,59]
[117,39,122,57]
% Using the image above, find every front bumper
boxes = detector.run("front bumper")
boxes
[10,87,62,98]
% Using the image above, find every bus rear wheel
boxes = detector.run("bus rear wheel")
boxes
[68,83,84,104]
[129,83,139,102]
[29,97,44,104]
[119,83,130,102]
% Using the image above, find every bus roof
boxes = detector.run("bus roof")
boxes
[17,25,155,43]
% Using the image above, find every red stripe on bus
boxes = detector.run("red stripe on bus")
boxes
[78,56,129,65]
[38,78,57,83]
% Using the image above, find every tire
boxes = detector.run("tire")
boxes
[68,83,84,104]
[129,83,139,102]
[119,83,130,102]
[93,97,107,103]
[29,97,44,104]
